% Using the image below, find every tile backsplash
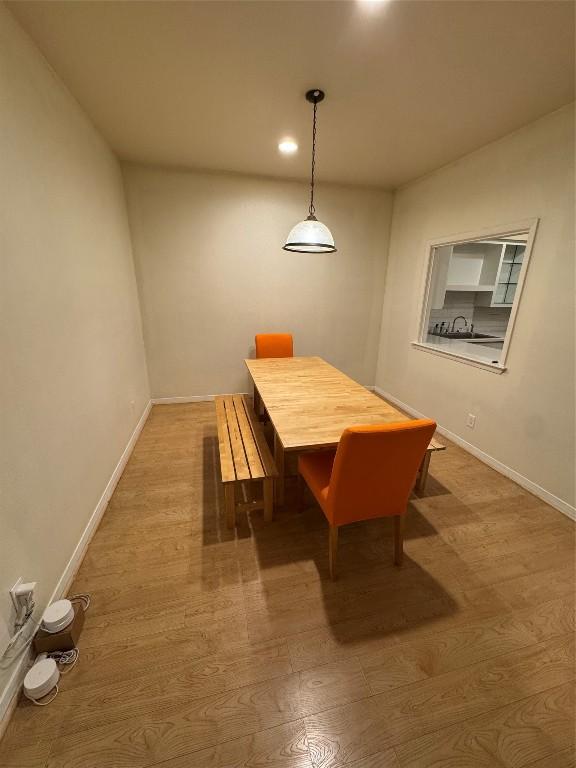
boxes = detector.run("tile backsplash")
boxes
[472,306,511,336]
[429,292,510,336]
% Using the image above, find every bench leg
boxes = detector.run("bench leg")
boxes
[274,433,285,505]
[416,452,431,492]
[225,483,236,529]
[393,515,404,566]
[263,478,274,522]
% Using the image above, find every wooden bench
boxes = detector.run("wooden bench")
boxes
[416,438,446,491]
[214,394,278,528]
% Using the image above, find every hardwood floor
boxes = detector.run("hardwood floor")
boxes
[1,402,574,768]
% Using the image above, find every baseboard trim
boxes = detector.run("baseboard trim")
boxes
[374,387,575,522]
[52,399,153,596]
[151,393,250,405]
[154,388,376,405]
[0,694,18,744]
[152,395,214,404]
[0,399,152,732]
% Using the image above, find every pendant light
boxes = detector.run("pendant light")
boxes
[283,89,337,253]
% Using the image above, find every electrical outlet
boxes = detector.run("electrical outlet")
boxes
[466,413,476,429]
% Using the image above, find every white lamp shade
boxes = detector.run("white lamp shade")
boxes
[283,217,336,253]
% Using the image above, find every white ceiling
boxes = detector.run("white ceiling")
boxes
[8,0,575,189]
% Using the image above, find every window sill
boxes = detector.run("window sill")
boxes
[411,341,506,374]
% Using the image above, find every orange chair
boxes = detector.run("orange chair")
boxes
[298,419,436,579]
[255,333,293,359]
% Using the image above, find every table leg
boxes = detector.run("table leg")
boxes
[274,432,285,505]
[253,386,261,417]
[416,452,431,492]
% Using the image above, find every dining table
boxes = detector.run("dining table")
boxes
[245,356,443,503]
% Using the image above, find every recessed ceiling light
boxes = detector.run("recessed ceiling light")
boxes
[357,0,390,12]
[278,139,298,155]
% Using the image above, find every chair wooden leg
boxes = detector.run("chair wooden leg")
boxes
[263,478,274,522]
[329,524,339,580]
[393,515,404,566]
[297,474,305,512]
[225,483,236,529]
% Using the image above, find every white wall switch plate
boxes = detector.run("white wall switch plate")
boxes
[466,413,476,429]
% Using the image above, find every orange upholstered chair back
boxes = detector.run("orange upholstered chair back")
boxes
[326,419,436,525]
[255,333,294,359]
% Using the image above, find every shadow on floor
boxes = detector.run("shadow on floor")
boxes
[247,500,460,644]
[412,473,452,498]
[201,433,251,545]
[201,430,459,644]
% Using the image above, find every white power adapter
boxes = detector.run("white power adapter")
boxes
[41,599,74,634]
[13,581,36,598]
[10,580,36,614]
[9,580,37,633]
[22,648,79,706]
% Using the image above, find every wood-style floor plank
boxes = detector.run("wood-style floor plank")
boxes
[304,635,574,768]
[394,682,575,768]
[0,402,573,768]
[332,751,402,768]
[150,719,313,768]
[45,673,306,768]
[6,638,294,742]
[522,748,575,768]
[358,596,574,694]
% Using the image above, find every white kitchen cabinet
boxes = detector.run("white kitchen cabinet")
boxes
[430,245,452,308]
[491,242,525,307]
[427,235,529,317]
[445,242,501,292]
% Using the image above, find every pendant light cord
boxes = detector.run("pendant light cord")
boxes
[309,99,317,218]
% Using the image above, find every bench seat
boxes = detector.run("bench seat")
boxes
[214,394,278,528]
[417,437,446,490]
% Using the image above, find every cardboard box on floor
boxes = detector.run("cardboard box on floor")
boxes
[33,603,84,654]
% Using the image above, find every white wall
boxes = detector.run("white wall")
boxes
[0,0,572,729]
[0,4,150,717]
[124,166,392,398]
[375,104,575,512]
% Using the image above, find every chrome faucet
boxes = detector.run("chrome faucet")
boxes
[451,316,468,332]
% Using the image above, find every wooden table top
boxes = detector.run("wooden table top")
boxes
[245,356,412,451]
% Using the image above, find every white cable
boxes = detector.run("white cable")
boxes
[69,594,91,612]
[49,648,79,674]
[2,593,90,669]
[8,599,35,640]
[3,612,40,659]
[25,684,59,707]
